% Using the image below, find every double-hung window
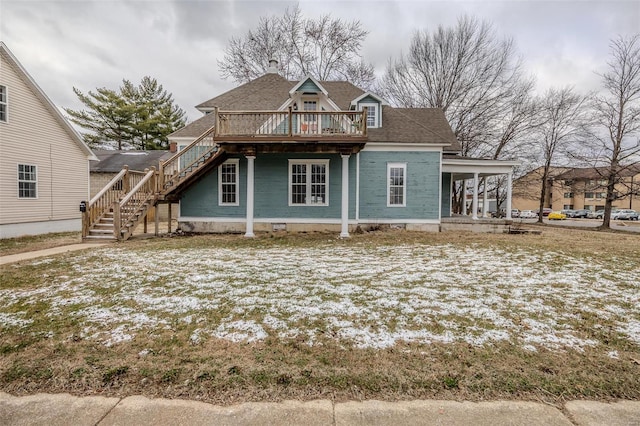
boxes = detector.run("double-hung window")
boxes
[360,103,378,128]
[218,159,239,206]
[289,159,329,206]
[0,85,7,122]
[387,163,406,207]
[18,164,37,198]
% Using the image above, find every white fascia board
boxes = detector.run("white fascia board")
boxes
[442,158,521,167]
[289,74,329,96]
[358,219,440,224]
[363,143,446,151]
[350,91,388,106]
[0,42,98,161]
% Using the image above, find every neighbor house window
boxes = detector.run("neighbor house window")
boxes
[585,192,594,198]
[0,85,7,122]
[289,159,329,206]
[219,159,239,205]
[596,192,606,199]
[387,163,406,207]
[563,204,574,210]
[564,192,573,198]
[18,164,37,198]
[361,103,378,128]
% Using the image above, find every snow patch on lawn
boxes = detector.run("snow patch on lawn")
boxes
[1,243,638,353]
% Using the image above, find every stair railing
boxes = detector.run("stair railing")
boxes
[113,167,156,240]
[83,166,129,238]
[159,125,217,194]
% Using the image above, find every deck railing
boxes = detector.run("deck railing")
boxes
[159,126,218,193]
[214,107,367,138]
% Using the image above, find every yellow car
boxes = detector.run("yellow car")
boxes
[548,211,567,220]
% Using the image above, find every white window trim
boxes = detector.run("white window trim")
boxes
[360,102,379,128]
[218,159,239,206]
[0,85,7,123]
[17,163,37,199]
[288,159,330,207]
[387,162,406,207]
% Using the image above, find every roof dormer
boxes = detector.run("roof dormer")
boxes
[351,92,386,129]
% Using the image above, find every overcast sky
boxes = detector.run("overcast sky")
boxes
[1,0,639,122]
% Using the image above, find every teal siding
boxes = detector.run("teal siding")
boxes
[358,151,440,220]
[180,156,247,218]
[298,79,321,93]
[441,173,451,217]
[180,154,358,220]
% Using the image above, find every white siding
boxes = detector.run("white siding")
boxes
[0,50,90,231]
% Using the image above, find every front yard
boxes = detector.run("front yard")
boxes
[1,229,639,403]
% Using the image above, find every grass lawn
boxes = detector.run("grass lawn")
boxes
[0,228,639,404]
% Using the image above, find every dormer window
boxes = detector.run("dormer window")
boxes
[360,103,378,128]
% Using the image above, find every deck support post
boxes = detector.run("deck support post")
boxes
[167,203,172,233]
[472,172,479,220]
[462,179,467,215]
[154,205,159,236]
[506,171,513,219]
[340,154,350,238]
[245,155,256,238]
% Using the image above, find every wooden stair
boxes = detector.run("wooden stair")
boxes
[83,125,223,241]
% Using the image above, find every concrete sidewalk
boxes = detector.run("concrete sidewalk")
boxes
[1,393,638,426]
[0,243,109,266]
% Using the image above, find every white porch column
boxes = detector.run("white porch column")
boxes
[340,154,350,238]
[482,179,488,218]
[506,171,513,220]
[462,179,468,215]
[245,155,256,237]
[472,172,479,220]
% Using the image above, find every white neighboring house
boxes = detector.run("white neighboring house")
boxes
[0,42,97,238]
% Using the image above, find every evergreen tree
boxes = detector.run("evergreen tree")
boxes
[65,77,186,150]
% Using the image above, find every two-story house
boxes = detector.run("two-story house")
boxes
[0,42,97,238]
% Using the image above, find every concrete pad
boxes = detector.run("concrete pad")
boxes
[99,396,334,426]
[0,392,120,426]
[335,400,573,426]
[0,243,107,265]
[565,400,640,426]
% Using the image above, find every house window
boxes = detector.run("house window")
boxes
[596,192,606,199]
[360,103,378,128]
[563,192,573,198]
[18,164,37,198]
[585,192,594,198]
[387,163,406,207]
[0,85,7,122]
[218,159,239,205]
[289,160,329,206]
[563,204,574,210]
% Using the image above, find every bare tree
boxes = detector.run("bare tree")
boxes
[534,87,589,223]
[379,15,537,212]
[218,6,375,88]
[582,34,640,228]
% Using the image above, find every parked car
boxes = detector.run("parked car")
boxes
[570,209,590,218]
[548,211,567,220]
[615,209,639,220]
[519,210,537,219]
[561,209,575,217]
[535,208,553,217]
[588,209,605,219]
[610,209,623,219]
[511,209,520,218]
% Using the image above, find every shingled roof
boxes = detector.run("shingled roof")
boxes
[90,150,172,173]
[172,74,459,150]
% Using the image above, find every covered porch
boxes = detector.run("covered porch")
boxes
[442,156,520,222]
